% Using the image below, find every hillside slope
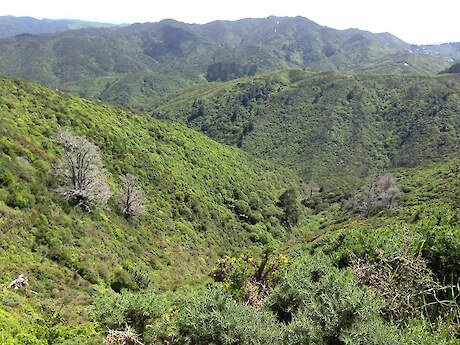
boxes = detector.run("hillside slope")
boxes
[88,152,460,344]
[0,75,305,342]
[415,42,460,63]
[1,75,458,343]
[0,16,449,109]
[154,70,460,190]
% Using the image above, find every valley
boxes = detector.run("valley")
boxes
[0,15,459,344]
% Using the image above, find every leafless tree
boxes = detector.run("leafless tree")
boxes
[307,181,320,197]
[361,180,379,218]
[55,129,112,211]
[347,173,401,217]
[119,174,146,220]
[377,173,401,210]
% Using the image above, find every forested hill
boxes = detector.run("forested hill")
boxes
[0,75,306,341]
[0,15,115,39]
[1,14,460,345]
[154,70,460,191]
[0,16,450,109]
[1,75,459,343]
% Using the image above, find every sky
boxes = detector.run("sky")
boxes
[1,0,459,45]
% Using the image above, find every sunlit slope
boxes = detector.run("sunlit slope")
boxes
[0,75,303,295]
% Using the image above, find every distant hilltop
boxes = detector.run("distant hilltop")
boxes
[0,15,116,38]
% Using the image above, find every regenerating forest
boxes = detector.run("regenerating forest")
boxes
[0,15,459,344]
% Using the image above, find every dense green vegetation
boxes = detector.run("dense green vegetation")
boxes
[0,16,450,110]
[0,76,308,343]
[0,16,459,344]
[155,70,460,191]
[91,155,460,344]
[0,74,458,343]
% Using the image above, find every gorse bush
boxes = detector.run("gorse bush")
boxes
[210,251,290,302]
[93,289,168,335]
[95,252,455,344]
[164,286,284,345]
[267,252,401,344]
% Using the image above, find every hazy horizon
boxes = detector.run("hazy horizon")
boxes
[1,0,460,45]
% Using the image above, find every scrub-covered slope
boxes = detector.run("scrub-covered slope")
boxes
[0,76,303,343]
[154,70,460,190]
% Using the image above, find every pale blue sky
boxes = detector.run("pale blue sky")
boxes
[1,0,459,44]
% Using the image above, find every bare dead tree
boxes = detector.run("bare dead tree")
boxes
[361,180,379,218]
[55,129,112,211]
[307,180,320,197]
[119,174,146,220]
[377,173,401,210]
[347,173,401,217]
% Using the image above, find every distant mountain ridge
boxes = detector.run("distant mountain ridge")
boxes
[0,16,452,108]
[0,15,115,39]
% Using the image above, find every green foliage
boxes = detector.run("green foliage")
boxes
[157,285,284,345]
[401,318,459,345]
[0,291,96,345]
[0,75,303,342]
[210,252,290,300]
[206,62,258,82]
[267,253,399,345]
[93,289,168,334]
[153,71,460,191]
[0,17,449,111]
[278,188,302,226]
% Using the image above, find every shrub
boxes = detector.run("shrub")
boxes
[267,252,401,344]
[168,285,283,345]
[93,289,168,335]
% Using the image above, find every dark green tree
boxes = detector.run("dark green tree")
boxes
[278,188,301,226]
